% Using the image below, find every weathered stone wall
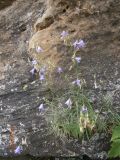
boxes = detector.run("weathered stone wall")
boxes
[0,0,120,159]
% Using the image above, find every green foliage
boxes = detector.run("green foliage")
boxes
[111,126,120,141]
[45,86,97,139]
[108,125,120,158]
[95,117,107,132]
[64,122,81,138]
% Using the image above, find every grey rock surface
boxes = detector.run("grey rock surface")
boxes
[0,0,120,159]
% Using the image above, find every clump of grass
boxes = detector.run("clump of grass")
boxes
[95,95,120,133]
[45,87,120,141]
[45,85,97,140]
[42,32,104,139]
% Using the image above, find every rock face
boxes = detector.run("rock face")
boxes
[0,0,120,159]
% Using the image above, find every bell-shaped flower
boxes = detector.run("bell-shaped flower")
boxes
[30,68,37,75]
[61,31,69,39]
[65,98,72,109]
[40,67,46,75]
[36,46,43,53]
[32,60,37,65]
[72,79,81,87]
[39,74,45,81]
[14,146,22,154]
[57,67,63,74]
[73,40,79,48]
[75,56,81,63]
[73,39,85,49]
[81,105,88,114]
[39,103,44,112]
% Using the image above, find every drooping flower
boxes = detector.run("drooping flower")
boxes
[14,146,22,154]
[39,67,46,82]
[39,74,45,81]
[39,103,44,112]
[65,98,72,109]
[73,39,85,49]
[22,137,27,146]
[75,56,81,63]
[30,68,37,75]
[72,79,81,86]
[40,67,46,75]
[77,39,85,48]
[81,105,88,114]
[32,60,37,65]
[57,67,63,74]
[61,31,69,39]
[73,40,79,48]
[14,136,19,144]
[36,46,43,53]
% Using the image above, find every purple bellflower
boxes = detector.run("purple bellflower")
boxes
[72,79,81,86]
[39,74,45,81]
[75,56,81,63]
[57,67,63,74]
[39,103,44,112]
[39,67,46,82]
[61,31,69,39]
[73,40,79,48]
[40,67,46,75]
[73,39,85,50]
[81,105,88,114]
[65,98,72,109]
[32,60,37,65]
[14,146,22,154]
[36,46,43,53]
[30,68,37,75]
